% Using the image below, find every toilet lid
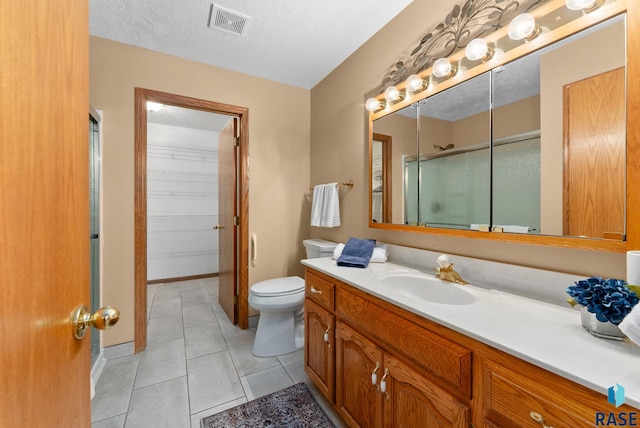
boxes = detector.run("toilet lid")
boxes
[250,276,305,297]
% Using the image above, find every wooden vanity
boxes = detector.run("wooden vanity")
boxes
[304,266,638,427]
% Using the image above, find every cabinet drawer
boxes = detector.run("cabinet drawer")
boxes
[336,287,472,398]
[305,269,335,309]
[482,359,601,427]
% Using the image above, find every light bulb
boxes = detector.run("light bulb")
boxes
[365,97,384,112]
[384,86,404,102]
[406,75,425,93]
[565,0,597,10]
[146,101,164,112]
[433,58,454,78]
[508,13,540,41]
[465,38,494,61]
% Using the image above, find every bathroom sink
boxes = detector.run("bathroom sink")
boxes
[378,272,476,305]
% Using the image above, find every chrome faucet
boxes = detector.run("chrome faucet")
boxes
[433,254,468,285]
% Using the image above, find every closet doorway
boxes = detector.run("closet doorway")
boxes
[134,88,249,353]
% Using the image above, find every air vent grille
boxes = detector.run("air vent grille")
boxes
[208,5,250,36]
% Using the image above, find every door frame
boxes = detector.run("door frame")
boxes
[134,88,249,353]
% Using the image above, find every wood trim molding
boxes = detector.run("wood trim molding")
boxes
[147,273,219,285]
[134,88,250,352]
[372,133,393,223]
[627,0,640,250]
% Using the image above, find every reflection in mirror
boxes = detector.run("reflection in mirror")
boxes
[369,13,627,242]
[372,133,392,223]
[492,14,626,239]
[417,72,491,229]
[371,104,418,224]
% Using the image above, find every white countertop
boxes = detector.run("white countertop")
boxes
[301,257,640,410]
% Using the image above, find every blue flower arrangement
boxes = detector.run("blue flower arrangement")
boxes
[566,276,639,325]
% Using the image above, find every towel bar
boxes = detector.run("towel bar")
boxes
[309,180,354,191]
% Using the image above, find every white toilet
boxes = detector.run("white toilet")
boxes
[249,239,337,357]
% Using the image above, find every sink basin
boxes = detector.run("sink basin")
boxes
[378,272,476,305]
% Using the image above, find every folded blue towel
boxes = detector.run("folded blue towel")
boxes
[337,238,376,268]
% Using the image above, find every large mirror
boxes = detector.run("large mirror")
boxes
[370,13,627,241]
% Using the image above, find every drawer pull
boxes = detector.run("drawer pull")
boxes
[324,325,331,343]
[371,361,380,386]
[530,412,554,428]
[310,286,323,295]
[380,368,390,393]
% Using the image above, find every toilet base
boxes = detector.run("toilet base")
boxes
[252,310,304,357]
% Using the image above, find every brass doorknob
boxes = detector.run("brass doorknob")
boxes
[71,305,120,339]
[212,225,223,230]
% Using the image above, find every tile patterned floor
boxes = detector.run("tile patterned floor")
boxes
[91,277,345,428]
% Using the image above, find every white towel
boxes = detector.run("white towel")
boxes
[470,224,530,233]
[311,183,341,228]
[333,242,388,263]
[501,225,530,234]
[619,304,640,345]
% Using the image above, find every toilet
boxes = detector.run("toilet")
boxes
[249,239,337,357]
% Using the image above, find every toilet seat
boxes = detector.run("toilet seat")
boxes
[250,276,305,297]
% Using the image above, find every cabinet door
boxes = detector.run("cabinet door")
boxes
[383,354,469,428]
[336,322,383,428]
[304,298,335,401]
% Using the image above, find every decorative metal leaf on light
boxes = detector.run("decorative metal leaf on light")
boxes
[378,0,551,91]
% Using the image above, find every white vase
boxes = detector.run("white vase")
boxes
[580,306,626,340]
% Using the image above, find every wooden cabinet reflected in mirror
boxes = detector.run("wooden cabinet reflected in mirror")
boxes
[562,67,626,240]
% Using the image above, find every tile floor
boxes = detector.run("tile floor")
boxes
[91,277,345,428]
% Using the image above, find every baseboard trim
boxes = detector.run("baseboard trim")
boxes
[147,273,218,285]
[90,351,106,400]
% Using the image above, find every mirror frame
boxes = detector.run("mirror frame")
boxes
[368,0,640,253]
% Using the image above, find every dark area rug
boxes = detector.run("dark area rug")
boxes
[200,382,335,428]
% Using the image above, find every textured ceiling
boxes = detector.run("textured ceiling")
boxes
[89,0,415,90]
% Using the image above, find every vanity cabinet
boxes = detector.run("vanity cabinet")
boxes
[303,266,637,428]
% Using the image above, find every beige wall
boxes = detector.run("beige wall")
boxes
[310,1,626,282]
[90,37,310,346]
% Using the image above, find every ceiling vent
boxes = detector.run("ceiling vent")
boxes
[208,5,251,36]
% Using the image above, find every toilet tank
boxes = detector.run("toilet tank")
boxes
[303,239,338,259]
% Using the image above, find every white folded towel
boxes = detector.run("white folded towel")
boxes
[333,242,388,263]
[619,304,640,345]
[501,225,530,234]
[310,183,341,228]
[470,224,529,233]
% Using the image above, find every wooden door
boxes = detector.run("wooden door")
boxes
[336,322,383,428]
[304,299,335,401]
[218,118,238,323]
[563,67,626,238]
[0,1,90,426]
[383,354,469,427]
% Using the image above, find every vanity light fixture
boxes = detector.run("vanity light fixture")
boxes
[365,97,385,112]
[146,101,164,112]
[465,38,495,62]
[432,58,457,78]
[565,0,603,11]
[405,74,427,93]
[384,85,405,103]
[508,13,541,41]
